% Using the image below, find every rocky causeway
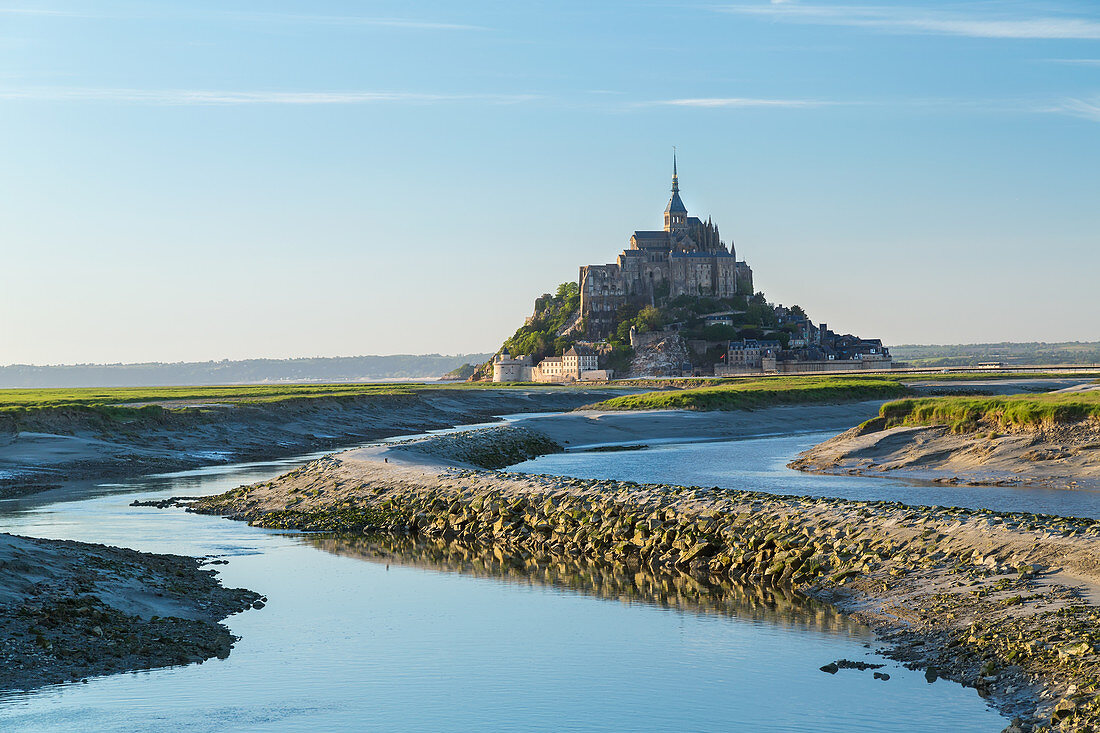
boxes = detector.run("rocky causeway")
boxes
[182,423,1100,733]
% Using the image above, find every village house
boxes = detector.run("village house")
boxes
[724,339,782,370]
[492,345,610,383]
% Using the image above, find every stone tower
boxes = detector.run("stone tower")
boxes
[663,152,687,232]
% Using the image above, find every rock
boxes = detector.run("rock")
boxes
[1058,640,1092,659]
[678,541,716,564]
[1052,697,1079,722]
[873,672,890,681]
[820,663,839,674]
[835,659,884,671]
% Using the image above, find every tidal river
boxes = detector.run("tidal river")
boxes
[0,423,1022,732]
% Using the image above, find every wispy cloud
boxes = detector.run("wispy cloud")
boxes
[0,87,537,105]
[1049,97,1100,121]
[649,94,1100,122]
[648,96,833,108]
[1046,58,1100,65]
[213,11,486,31]
[0,7,89,16]
[716,3,1100,40]
[0,7,486,30]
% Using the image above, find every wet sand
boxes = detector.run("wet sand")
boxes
[790,418,1100,492]
[0,532,261,690]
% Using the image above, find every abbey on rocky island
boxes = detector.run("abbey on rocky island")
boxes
[487,155,891,382]
[579,156,753,339]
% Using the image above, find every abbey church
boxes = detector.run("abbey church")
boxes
[487,156,890,382]
[579,157,753,338]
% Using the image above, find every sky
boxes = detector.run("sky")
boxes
[1,0,1098,364]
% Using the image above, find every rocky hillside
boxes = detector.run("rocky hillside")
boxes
[629,333,692,377]
[475,282,792,379]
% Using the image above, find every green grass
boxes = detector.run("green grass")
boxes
[0,383,424,413]
[897,372,1100,383]
[3,369,1094,424]
[0,381,590,421]
[880,392,1100,432]
[586,377,910,411]
[614,371,1100,391]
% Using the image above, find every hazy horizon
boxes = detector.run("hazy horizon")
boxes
[3,0,1099,364]
[7,340,1100,370]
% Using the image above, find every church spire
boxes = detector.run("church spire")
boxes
[663,148,687,232]
[672,148,679,193]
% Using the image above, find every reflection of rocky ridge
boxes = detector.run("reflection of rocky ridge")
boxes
[194,426,1100,730]
[305,534,859,636]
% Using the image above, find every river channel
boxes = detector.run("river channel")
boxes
[0,422,1016,731]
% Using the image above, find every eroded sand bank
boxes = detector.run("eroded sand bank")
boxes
[0,387,621,496]
[790,418,1100,492]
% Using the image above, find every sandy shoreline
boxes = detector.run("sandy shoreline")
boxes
[504,400,885,448]
[790,418,1100,493]
[0,387,622,496]
[2,376,1075,497]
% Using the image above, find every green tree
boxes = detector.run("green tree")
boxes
[635,305,663,332]
[703,324,739,342]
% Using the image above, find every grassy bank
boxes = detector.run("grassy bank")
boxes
[880,392,1100,432]
[0,384,421,425]
[0,383,435,413]
[0,381,585,422]
[3,371,1093,422]
[899,372,1100,382]
[586,377,909,411]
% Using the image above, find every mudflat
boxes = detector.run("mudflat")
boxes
[0,532,261,690]
[0,387,621,496]
[790,415,1100,491]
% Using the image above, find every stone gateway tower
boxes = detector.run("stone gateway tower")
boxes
[579,156,754,339]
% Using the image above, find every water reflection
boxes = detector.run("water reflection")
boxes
[308,534,862,637]
[0,436,1008,732]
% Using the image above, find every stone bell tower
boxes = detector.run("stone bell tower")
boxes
[663,151,687,232]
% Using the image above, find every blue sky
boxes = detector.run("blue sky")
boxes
[1,0,1098,363]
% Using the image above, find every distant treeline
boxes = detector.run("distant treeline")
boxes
[891,342,1100,367]
[0,355,493,389]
